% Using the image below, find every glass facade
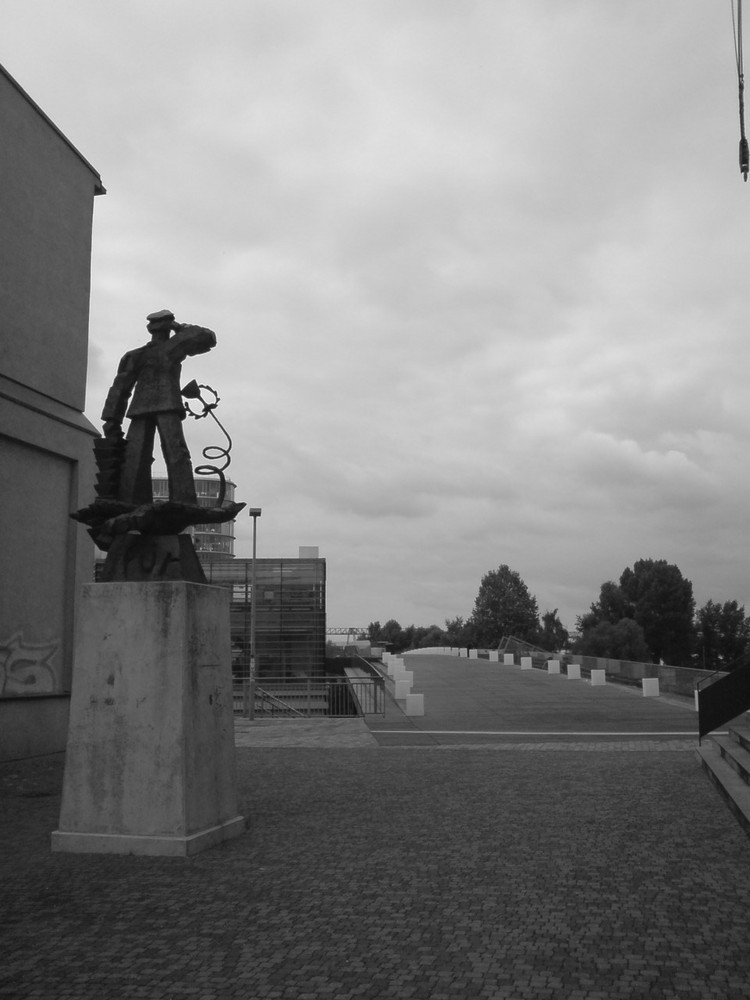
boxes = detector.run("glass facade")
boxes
[152,475,237,562]
[203,557,326,680]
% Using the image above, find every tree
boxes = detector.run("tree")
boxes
[619,559,695,665]
[414,625,448,649]
[469,565,539,648]
[367,622,382,643]
[576,559,695,665]
[444,615,478,648]
[576,618,651,661]
[377,619,406,651]
[578,580,629,632]
[537,609,569,652]
[695,600,750,671]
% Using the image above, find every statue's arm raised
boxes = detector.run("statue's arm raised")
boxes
[169,325,217,360]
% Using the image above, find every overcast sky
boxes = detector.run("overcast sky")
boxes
[6,1,750,632]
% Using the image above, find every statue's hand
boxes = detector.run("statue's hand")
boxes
[102,420,124,441]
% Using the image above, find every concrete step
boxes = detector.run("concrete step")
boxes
[714,733,750,785]
[696,735,750,837]
[728,724,750,754]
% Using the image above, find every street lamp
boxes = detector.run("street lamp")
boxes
[248,508,262,719]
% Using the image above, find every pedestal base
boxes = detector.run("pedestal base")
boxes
[52,816,246,857]
[52,581,244,857]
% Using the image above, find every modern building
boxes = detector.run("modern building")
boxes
[0,64,105,760]
[203,549,326,680]
[152,474,238,563]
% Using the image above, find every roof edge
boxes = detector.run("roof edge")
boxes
[1,62,106,195]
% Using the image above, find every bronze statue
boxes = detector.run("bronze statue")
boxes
[101,309,215,506]
[72,309,245,582]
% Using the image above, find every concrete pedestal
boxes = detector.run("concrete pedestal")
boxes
[51,581,244,857]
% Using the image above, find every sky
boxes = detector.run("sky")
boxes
[5,1,750,633]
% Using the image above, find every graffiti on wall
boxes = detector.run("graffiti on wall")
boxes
[0,632,60,696]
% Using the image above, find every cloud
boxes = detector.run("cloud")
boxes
[5,0,750,632]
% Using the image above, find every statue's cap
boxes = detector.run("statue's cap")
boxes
[146,309,175,323]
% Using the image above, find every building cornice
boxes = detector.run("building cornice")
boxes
[1,62,106,195]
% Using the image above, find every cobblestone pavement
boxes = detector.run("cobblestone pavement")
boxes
[234,718,378,749]
[3,658,749,1000]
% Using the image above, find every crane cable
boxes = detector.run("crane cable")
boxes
[733,0,749,179]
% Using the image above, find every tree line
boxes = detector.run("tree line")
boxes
[366,560,750,671]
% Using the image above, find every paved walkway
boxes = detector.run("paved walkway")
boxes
[2,654,749,999]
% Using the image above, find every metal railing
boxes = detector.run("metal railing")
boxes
[255,686,305,717]
[697,656,750,741]
[233,675,385,718]
[498,635,556,657]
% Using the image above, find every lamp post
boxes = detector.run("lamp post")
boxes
[248,508,262,719]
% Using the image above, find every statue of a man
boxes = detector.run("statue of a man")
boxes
[101,309,216,506]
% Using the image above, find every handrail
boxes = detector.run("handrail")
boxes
[696,649,750,691]
[349,652,384,676]
[697,656,750,741]
[341,657,386,716]
[498,635,556,657]
[242,675,386,718]
[254,686,305,717]
[695,667,727,692]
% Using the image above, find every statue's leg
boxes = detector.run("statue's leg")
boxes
[119,418,156,505]
[157,413,198,504]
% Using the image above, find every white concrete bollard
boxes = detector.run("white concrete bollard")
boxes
[694,690,699,712]
[547,660,561,674]
[489,651,499,662]
[405,693,424,716]
[503,653,515,665]
[567,664,581,680]
[590,669,606,686]
[394,679,412,700]
[642,678,660,697]
[521,656,533,670]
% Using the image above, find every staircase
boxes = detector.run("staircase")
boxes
[697,724,750,837]
[255,684,329,717]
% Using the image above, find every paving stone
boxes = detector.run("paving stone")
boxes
[3,656,749,999]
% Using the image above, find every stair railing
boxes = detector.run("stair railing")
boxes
[696,655,750,741]
[254,686,305,717]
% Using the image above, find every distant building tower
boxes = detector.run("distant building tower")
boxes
[152,475,237,564]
